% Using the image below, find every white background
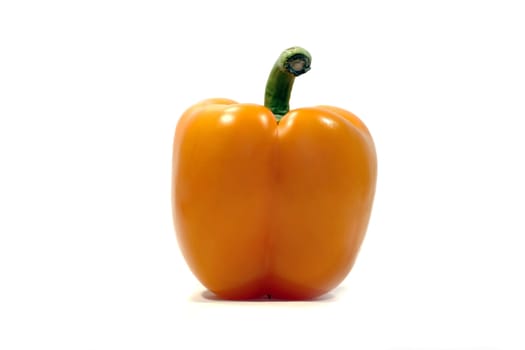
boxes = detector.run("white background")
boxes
[1,0,524,349]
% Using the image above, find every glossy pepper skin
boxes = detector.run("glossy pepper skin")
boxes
[172,47,377,300]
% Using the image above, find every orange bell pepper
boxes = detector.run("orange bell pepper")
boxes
[172,47,377,300]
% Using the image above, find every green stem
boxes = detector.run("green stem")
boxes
[264,47,311,122]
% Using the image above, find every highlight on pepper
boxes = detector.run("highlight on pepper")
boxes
[171,46,377,300]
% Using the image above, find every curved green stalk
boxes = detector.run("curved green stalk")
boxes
[264,47,312,122]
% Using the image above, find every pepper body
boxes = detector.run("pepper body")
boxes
[172,98,377,300]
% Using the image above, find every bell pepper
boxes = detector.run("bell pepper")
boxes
[172,47,377,300]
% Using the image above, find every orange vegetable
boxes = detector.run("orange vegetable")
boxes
[172,47,377,300]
